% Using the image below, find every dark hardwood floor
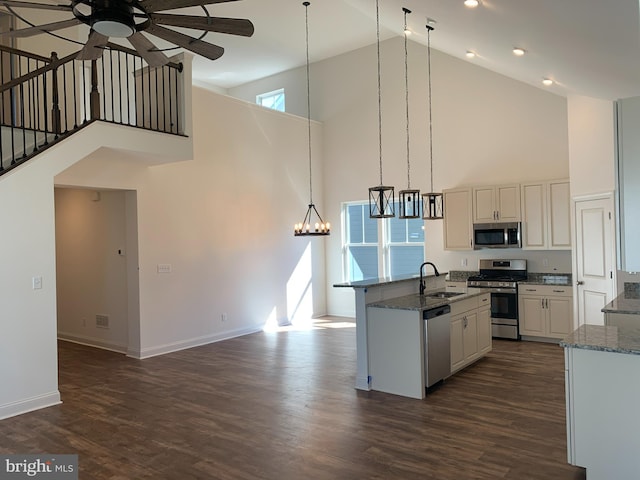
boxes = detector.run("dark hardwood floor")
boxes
[0,317,585,479]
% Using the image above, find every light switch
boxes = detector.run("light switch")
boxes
[32,276,43,290]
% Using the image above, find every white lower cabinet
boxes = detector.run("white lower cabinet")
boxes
[451,293,491,373]
[519,285,573,339]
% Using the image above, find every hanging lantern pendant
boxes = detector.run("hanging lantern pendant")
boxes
[422,23,444,220]
[369,185,395,218]
[398,7,421,220]
[368,0,395,219]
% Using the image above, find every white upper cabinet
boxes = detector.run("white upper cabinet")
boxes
[443,187,473,250]
[473,184,521,223]
[521,179,570,250]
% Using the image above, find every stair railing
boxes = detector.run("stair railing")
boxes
[0,44,184,176]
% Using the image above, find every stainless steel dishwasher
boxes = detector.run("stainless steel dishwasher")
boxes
[424,304,451,388]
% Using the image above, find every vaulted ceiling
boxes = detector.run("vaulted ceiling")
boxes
[192,0,640,101]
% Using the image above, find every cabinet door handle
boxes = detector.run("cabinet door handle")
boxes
[525,288,536,292]
[552,289,565,293]
[541,299,545,309]
[463,316,468,328]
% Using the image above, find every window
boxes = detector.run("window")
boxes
[344,203,379,281]
[256,88,285,112]
[343,201,424,281]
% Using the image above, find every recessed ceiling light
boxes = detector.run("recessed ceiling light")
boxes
[465,50,476,58]
[542,78,554,86]
[464,0,479,7]
[512,47,526,56]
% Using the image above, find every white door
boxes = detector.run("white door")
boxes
[574,194,616,326]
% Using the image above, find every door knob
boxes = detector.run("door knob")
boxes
[576,280,584,286]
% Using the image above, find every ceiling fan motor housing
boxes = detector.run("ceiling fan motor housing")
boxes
[90,0,136,37]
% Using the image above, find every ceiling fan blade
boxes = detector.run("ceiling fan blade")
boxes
[0,18,82,38]
[0,0,71,11]
[150,14,254,37]
[140,0,239,14]
[76,30,109,61]
[144,23,224,61]
[128,31,170,67]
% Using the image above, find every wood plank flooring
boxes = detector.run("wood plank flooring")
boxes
[0,317,585,479]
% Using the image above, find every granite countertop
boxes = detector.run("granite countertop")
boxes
[560,324,640,356]
[333,272,446,289]
[602,284,640,314]
[366,289,489,312]
[518,273,572,286]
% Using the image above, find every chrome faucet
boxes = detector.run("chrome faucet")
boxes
[419,262,440,295]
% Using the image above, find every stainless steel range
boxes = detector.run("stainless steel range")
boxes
[467,259,527,340]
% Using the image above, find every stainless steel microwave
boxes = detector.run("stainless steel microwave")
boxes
[473,222,522,249]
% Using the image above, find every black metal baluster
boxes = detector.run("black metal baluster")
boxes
[101,56,106,120]
[19,55,26,158]
[117,50,122,125]
[109,49,115,122]
[140,56,145,129]
[175,66,180,135]
[125,52,131,125]
[43,70,49,144]
[168,66,173,134]
[82,60,87,123]
[147,64,152,129]
[154,66,159,131]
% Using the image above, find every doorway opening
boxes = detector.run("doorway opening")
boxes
[54,187,141,355]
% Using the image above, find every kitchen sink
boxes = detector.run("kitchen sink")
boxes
[423,291,464,299]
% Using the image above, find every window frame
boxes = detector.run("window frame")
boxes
[256,88,285,112]
[342,201,425,281]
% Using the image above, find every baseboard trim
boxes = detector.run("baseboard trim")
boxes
[132,326,263,359]
[0,392,61,420]
[57,332,128,354]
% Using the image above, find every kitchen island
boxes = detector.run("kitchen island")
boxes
[561,324,640,479]
[334,273,445,391]
[366,289,491,399]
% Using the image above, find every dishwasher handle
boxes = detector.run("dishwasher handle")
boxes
[424,305,451,320]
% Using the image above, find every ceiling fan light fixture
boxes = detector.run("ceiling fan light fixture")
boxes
[91,2,135,38]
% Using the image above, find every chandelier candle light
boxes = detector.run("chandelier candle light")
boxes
[422,22,444,220]
[369,0,395,218]
[398,7,420,219]
[294,1,330,236]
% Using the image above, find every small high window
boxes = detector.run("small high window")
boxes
[256,88,285,112]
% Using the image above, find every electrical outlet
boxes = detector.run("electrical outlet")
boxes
[157,264,172,273]
[221,313,228,323]
[461,258,468,267]
[32,276,43,290]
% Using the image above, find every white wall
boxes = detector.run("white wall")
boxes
[567,95,616,198]
[55,89,328,358]
[55,188,130,353]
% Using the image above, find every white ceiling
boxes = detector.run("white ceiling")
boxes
[190,0,640,100]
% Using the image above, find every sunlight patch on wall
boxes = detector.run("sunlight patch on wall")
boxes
[287,243,313,328]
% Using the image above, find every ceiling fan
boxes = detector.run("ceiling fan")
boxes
[0,0,254,66]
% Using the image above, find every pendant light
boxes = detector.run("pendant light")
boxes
[398,7,420,219]
[421,23,444,220]
[368,0,395,219]
[294,1,330,236]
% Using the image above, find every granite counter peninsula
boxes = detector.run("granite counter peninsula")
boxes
[365,289,491,399]
[560,324,640,479]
